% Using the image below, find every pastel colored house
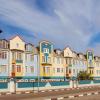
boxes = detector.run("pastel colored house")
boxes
[63,47,73,78]
[72,53,87,78]
[0,39,9,78]
[9,35,25,77]
[39,40,53,79]
[24,43,38,79]
[94,56,100,79]
[52,49,66,79]
[86,50,94,77]
[63,47,87,79]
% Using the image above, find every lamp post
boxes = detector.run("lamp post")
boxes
[37,54,40,92]
[64,67,66,81]
[76,68,78,88]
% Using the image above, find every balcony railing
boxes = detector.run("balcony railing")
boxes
[12,59,23,63]
[69,64,72,67]
[43,72,51,77]
[41,62,52,65]
[88,66,94,68]
[16,60,23,63]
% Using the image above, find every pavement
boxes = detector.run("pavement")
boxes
[64,93,100,100]
[0,85,98,96]
[0,86,100,100]
[46,91,100,100]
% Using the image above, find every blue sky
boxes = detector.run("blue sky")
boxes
[0,0,100,55]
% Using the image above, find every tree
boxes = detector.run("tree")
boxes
[77,71,92,80]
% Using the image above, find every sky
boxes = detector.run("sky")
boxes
[0,0,100,55]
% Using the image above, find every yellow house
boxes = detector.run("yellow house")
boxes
[9,35,25,77]
[39,40,53,78]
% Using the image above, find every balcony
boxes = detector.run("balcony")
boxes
[43,72,51,77]
[41,62,52,66]
[69,64,72,67]
[12,59,23,64]
[88,66,94,69]
[88,65,94,69]
[16,60,23,63]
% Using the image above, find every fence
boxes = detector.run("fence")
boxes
[16,80,70,91]
[0,78,100,93]
[0,78,9,92]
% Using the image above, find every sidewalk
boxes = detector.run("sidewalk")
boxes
[0,85,99,96]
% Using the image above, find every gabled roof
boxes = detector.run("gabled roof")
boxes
[9,34,25,42]
[63,45,72,51]
[54,48,61,50]
[25,43,34,47]
[39,40,53,45]
[0,39,9,42]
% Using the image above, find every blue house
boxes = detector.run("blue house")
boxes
[24,44,38,79]
[0,39,9,78]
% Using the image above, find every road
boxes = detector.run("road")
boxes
[0,86,100,100]
[66,94,100,100]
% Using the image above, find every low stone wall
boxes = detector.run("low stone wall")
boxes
[0,79,100,93]
[78,80,100,87]
[16,81,70,91]
[0,78,9,92]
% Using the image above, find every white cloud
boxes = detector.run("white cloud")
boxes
[0,0,100,54]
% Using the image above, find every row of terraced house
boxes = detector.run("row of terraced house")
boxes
[0,35,100,81]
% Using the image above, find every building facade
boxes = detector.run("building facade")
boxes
[87,50,94,77]
[0,36,39,80]
[24,43,38,79]
[0,39,9,78]
[0,35,100,81]
[39,40,53,79]
[9,36,25,77]
[63,47,87,79]
[63,47,74,78]
[72,53,87,78]
[93,56,100,79]
[52,49,66,79]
